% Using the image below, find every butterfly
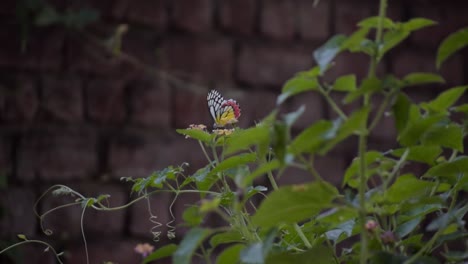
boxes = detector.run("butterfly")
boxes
[207,90,241,128]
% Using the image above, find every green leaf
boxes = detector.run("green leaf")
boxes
[216,244,244,264]
[210,231,243,248]
[173,228,210,264]
[266,245,335,264]
[443,251,468,262]
[399,114,445,146]
[391,146,442,165]
[242,160,280,187]
[452,103,468,113]
[176,129,212,143]
[225,126,270,155]
[278,74,319,104]
[425,156,468,184]
[395,217,422,238]
[289,120,334,155]
[437,27,468,69]
[333,74,357,92]
[143,244,177,264]
[344,77,381,104]
[421,123,464,152]
[402,18,437,31]
[313,35,347,74]
[182,206,203,227]
[421,86,468,113]
[386,174,446,203]
[392,93,412,134]
[246,186,268,200]
[240,243,264,264]
[381,28,410,56]
[343,151,383,188]
[402,73,445,87]
[358,16,395,29]
[17,234,27,241]
[252,181,338,228]
[210,153,256,176]
[341,28,370,51]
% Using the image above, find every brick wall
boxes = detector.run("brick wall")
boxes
[1,0,467,263]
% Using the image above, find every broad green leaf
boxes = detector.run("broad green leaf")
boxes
[358,16,395,29]
[392,93,412,134]
[398,114,445,146]
[344,77,381,104]
[210,153,256,176]
[216,244,244,264]
[402,18,437,32]
[381,28,410,56]
[176,129,212,143]
[313,35,347,74]
[182,206,203,226]
[425,156,468,184]
[252,181,338,228]
[225,126,270,155]
[246,186,268,200]
[278,75,319,104]
[402,73,445,87]
[283,105,306,127]
[398,203,443,223]
[341,27,370,51]
[333,74,357,92]
[271,122,289,165]
[421,86,468,113]
[243,160,280,187]
[435,232,468,249]
[452,103,468,113]
[319,107,369,155]
[173,228,210,264]
[199,197,221,213]
[391,146,442,165]
[386,174,447,203]
[143,244,177,264]
[289,120,334,155]
[266,245,335,264]
[210,231,243,248]
[395,217,422,238]
[421,123,464,152]
[325,219,356,244]
[437,27,468,69]
[240,243,264,264]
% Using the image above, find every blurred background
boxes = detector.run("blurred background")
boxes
[0,0,467,263]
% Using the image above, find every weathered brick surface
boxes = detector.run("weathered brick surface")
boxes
[17,129,97,182]
[0,187,36,237]
[0,75,38,123]
[220,0,257,35]
[86,78,127,124]
[66,239,141,264]
[113,0,167,30]
[298,0,330,41]
[129,78,170,128]
[173,87,212,128]
[172,0,213,33]
[261,0,296,40]
[335,0,374,35]
[237,44,313,86]
[160,36,233,82]
[237,89,277,128]
[41,75,83,123]
[287,92,324,130]
[0,137,11,178]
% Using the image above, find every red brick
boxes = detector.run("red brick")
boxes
[298,0,330,41]
[161,36,233,82]
[237,89,277,128]
[172,0,213,33]
[0,75,38,123]
[0,188,36,237]
[113,0,167,30]
[129,192,172,239]
[0,137,12,178]
[261,0,296,40]
[86,78,126,124]
[220,0,257,35]
[17,129,97,182]
[410,3,468,48]
[237,44,313,87]
[41,75,83,123]
[392,49,464,86]
[109,130,204,179]
[129,78,170,128]
[335,0,374,35]
[66,239,141,264]
[0,27,64,71]
[287,92,324,130]
[174,88,212,129]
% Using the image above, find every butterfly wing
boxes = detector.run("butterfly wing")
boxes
[207,90,225,126]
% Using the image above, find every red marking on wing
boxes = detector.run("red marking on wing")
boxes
[222,100,241,119]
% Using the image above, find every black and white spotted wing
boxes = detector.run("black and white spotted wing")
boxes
[207,90,225,125]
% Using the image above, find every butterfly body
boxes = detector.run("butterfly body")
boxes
[207,90,241,128]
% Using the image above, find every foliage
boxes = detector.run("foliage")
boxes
[2,0,468,264]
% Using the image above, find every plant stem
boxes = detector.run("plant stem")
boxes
[0,240,64,264]
[318,84,348,120]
